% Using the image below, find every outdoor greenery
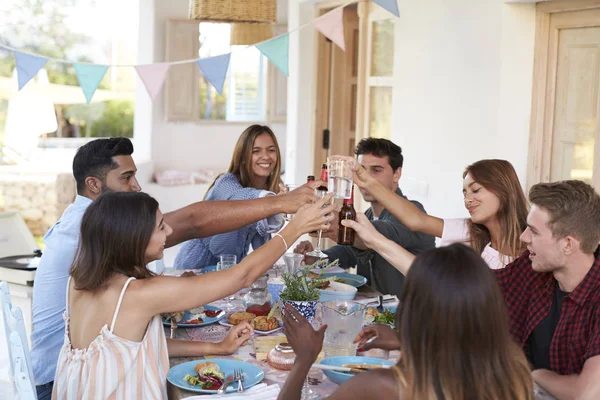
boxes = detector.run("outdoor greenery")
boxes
[0,0,134,149]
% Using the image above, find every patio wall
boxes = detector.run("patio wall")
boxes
[288,0,536,218]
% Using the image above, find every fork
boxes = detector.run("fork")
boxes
[235,369,245,393]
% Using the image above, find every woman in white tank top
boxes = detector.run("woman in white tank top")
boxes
[52,191,333,399]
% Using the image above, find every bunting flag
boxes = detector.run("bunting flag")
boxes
[372,0,400,17]
[196,53,231,95]
[74,64,109,104]
[14,52,48,90]
[135,63,171,101]
[313,7,346,51]
[256,34,289,77]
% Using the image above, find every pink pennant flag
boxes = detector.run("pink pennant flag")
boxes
[313,7,346,51]
[135,63,171,101]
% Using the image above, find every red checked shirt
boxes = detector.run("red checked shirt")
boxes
[494,247,600,375]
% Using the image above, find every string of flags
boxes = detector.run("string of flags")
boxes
[1,0,399,103]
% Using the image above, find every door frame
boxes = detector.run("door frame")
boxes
[527,0,600,191]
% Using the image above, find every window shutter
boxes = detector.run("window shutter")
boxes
[165,20,200,122]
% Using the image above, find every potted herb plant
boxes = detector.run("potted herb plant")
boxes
[272,259,339,322]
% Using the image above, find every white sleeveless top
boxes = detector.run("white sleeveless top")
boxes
[52,277,170,399]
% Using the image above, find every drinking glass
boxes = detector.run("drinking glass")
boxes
[306,191,333,263]
[327,157,355,199]
[217,254,237,310]
[283,184,298,221]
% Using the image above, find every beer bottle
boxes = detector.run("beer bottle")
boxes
[337,186,356,245]
[317,164,328,193]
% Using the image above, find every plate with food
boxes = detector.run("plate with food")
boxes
[161,305,225,328]
[308,272,367,288]
[167,359,264,394]
[219,312,283,335]
[363,306,397,328]
[318,356,395,384]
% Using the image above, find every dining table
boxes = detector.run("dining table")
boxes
[165,270,556,399]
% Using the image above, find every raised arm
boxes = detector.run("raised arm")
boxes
[164,181,322,247]
[353,163,444,238]
[341,213,415,275]
[138,194,335,316]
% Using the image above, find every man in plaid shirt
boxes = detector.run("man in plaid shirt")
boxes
[491,180,600,399]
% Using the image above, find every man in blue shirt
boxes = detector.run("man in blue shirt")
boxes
[31,138,318,399]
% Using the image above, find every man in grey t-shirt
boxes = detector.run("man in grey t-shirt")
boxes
[295,138,435,297]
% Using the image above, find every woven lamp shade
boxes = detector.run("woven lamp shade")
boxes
[230,23,274,45]
[189,0,276,23]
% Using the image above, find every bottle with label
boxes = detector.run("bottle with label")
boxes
[337,186,356,245]
[317,164,328,194]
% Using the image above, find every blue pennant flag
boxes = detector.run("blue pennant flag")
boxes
[74,64,109,104]
[256,34,289,77]
[372,0,400,17]
[196,53,231,95]
[14,52,48,90]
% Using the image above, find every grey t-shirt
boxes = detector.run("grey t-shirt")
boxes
[324,188,435,297]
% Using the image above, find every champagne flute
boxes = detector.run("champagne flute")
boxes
[305,190,333,265]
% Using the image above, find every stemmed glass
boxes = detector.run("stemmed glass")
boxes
[216,254,237,310]
[306,190,333,263]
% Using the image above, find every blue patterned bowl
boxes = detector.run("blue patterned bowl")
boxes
[282,300,317,322]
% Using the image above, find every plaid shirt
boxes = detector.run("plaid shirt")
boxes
[495,247,600,375]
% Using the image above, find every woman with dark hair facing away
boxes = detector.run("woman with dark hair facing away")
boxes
[52,191,334,399]
[278,244,534,400]
[349,158,529,269]
[175,124,285,269]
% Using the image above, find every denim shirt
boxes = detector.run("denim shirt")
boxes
[30,195,92,385]
[174,173,284,269]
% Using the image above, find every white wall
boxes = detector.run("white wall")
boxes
[391,0,536,219]
[288,0,536,219]
[134,0,288,174]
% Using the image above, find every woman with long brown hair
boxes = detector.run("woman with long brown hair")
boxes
[279,244,534,400]
[175,124,284,269]
[52,191,333,399]
[350,158,528,269]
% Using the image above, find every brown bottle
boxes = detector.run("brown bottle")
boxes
[317,164,328,193]
[337,186,356,245]
[307,175,315,183]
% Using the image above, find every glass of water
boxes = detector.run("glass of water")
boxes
[217,254,237,310]
[283,184,298,221]
[327,157,355,199]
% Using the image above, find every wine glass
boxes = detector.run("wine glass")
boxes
[217,254,237,311]
[306,190,333,265]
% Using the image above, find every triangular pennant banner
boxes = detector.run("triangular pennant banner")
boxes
[372,0,400,17]
[256,34,289,77]
[313,8,346,51]
[14,52,48,90]
[196,53,231,95]
[135,63,171,101]
[74,64,109,104]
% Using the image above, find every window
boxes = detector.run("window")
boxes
[166,20,283,123]
[198,23,266,122]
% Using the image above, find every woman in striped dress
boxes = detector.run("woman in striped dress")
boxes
[52,191,333,399]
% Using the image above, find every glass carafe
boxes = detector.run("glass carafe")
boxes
[244,273,272,316]
[321,300,367,357]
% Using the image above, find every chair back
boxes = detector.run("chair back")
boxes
[10,331,37,400]
[1,282,37,399]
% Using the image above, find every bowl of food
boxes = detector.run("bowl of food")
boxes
[319,356,395,384]
[318,280,358,301]
[363,306,396,327]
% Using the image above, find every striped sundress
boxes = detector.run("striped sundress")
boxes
[52,277,170,399]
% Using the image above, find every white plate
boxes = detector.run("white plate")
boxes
[218,319,283,335]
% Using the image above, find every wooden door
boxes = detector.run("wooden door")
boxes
[313,5,360,177]
[528,1,600,190]
[550,13,600,186]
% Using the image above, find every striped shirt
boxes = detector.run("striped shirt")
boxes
[52,277,170,399]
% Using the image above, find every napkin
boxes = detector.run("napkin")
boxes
[355,295,398,306]
[185,383,280,399]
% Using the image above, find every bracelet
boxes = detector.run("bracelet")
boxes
[274,233,288,251]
